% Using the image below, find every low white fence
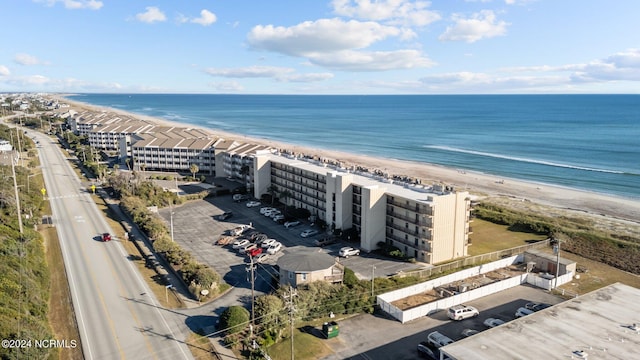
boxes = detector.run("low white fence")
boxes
[379,255,521,303]
[377,254,575,323]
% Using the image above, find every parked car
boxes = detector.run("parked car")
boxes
[515,307,534,318]
[232,239,251,249]
[272,214,285,222]
[234,194,249,202]
[102,232,112,242]
[264,209,280,217]
[247,246,263,257]
[239,243,257,254]
[426,331,454,348]
[461,329,479,338]
[260,207,276,215]
[255,253,269,264]
[246,200,261,208]
[219,211,233,220]
[417,342,437,359]
[448,305,479,321]
[284,220,300,228]
[300,229,319,238]
[269,210,282,218]
[254,234,269,244]
[314,237,337,247]
[261,238,277,248]
[266,242,283,255]
[525,302,551,312]
[483,318,505,328]
[339,247,360,258]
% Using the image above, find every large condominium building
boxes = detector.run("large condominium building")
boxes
[126,127,234,175]
[220,142,272,192]
[252,153,471,264]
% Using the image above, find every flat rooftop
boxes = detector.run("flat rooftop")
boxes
[264,153,464,203]
[441,282,640,360]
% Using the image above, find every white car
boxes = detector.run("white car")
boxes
[246,201,261,208]
[284,220,300,228]
[260,207,275,215]
[239,243,257,254]
[339,247,360,258]
[255,253,269,264]
[261,238,277,248]
[483,318,505,328]
[300,229,319,238]
[272,214,285,221]
[266,241,282,255]
[232,239,250,249]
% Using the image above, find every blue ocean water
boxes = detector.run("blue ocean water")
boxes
[67,94,640,199]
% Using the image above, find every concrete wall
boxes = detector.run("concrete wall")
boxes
[360,185,387,252]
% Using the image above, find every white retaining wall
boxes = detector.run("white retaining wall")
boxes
[377,254,575,323]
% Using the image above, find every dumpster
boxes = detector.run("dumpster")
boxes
[322,321,339,339]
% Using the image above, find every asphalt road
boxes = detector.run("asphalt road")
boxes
[33,132,193,360]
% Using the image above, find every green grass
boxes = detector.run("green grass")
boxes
[264,327,333,360]
[468,218,548,256]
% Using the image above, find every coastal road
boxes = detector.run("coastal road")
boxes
[34,132,193,360]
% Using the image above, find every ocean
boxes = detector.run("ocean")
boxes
[67,94,640,199]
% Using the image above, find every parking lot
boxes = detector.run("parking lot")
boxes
[322,284,565,360]
[158,191,425,296]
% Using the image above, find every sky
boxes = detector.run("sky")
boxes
[1,0,639,94]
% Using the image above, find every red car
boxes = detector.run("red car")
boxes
[247,246,263,257]
[102,233,112,242]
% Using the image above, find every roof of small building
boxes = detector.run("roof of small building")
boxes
[277,249,337,272]
[441,282,640,360]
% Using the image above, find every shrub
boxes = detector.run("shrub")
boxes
[219,306,250,335]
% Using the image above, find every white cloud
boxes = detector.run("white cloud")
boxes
[209,81,244,92]
[247,18,431,72]
[439,10,509,43]
[205,65,334,83]
[14,53,48,66]
[206,66,294,78]
[309,49,434,71]
[0,65,10,76]
[331,0,441,27]
[248,18,403,56]
[37,0,103,10]
[191,9,217,26]
[136,7,166,24]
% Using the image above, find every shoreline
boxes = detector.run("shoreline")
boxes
[55,95,640,230]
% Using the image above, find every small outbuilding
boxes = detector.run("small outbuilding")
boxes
[277,249,344,288]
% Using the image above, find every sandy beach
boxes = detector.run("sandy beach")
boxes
[54,95,640,235]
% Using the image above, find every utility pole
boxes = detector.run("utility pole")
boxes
[283,286,298,360]
[246,255,257,338]
[553,238,561,289]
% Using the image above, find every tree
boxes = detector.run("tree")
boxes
[279,189,292,214]
[189,163,199,179]
[267,184,279,205]
[219,306,250,335]
[254,295,286,329]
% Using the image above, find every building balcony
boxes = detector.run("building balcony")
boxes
[387,213,433,227]
[385,233,431,253]
[386,198,433,215]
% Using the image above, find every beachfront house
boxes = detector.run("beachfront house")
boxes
[277,249,344,287]
[253,152,471,264]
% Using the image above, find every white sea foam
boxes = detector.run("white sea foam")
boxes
[425,145,624,174]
